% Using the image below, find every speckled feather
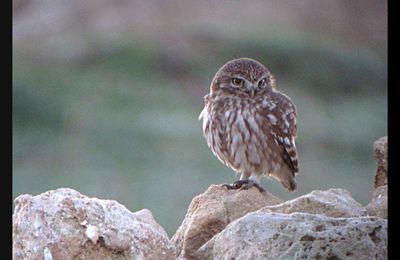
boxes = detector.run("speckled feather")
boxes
[199,58,299,191]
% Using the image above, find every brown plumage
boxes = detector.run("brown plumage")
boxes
[199,58,299,192]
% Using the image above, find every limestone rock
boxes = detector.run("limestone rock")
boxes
[198,212,387,260]
[12,188,176,260]
[366,185,387,219]
[259,188,367,217]
[171,184,283,260]
[373,136,387,188]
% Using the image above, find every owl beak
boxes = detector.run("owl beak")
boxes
[249,88,256,98]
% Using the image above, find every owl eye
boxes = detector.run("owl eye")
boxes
[232,78,244,86]
[258,79,266,87]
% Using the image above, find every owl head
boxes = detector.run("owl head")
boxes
[210,58,276,98]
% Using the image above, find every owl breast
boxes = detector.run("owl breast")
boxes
[200,95,281,176]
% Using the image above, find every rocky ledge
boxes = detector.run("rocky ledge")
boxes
[12,188,176,259]
[13,136,387,259]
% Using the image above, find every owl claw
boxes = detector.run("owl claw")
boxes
[221,180,265,193]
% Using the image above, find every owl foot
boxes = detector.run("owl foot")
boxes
[222,180,265,192]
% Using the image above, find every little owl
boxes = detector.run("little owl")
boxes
[199,58,299,192]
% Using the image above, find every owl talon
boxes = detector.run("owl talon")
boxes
[221,180,265,192]
[221,183,237,190]
[222,184,232,189]
[239,182,265,193]
[221,180,247,190]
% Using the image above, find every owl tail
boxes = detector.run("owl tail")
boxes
[269,165,297,192]
[281,176,297,192]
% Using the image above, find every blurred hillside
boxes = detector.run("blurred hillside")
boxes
[13,0,387,235]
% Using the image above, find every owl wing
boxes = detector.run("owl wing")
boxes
[198,94,210,120]
[262,92,299,174]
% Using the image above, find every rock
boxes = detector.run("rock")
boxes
[198,212,387,260]
[367,137,388,219]
[366,185,387,219]
[373,136,387,188]
[171,184,283,260]
[259,188,367,217]
[12,188,176,260]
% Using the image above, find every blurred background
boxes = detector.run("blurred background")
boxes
[13,0,387,236]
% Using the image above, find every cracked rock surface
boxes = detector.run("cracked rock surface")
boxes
[259,188,368,217]
[12,188,176,260]
[197,212,387,260]
[171,184,283,259]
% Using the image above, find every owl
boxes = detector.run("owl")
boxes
[199,58,299,192]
